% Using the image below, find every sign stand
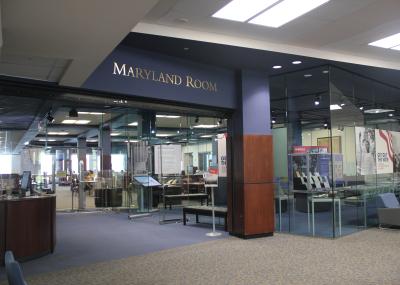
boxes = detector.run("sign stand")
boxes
[205,184,221,237]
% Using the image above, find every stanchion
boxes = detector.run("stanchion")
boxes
[205,183,221,237]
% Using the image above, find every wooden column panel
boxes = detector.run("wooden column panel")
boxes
[243,135,273,183]
[229,134,274,238]
[0,201,5,265]
[244,183,274,235]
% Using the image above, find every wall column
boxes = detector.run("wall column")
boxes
[77,137,87,210]
[228,70,274,238]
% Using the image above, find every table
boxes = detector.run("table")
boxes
[164,193,208,209]
[308,196,341,236]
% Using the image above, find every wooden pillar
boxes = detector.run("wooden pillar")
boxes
[228,70,274,238]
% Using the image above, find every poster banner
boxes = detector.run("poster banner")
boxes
[390,131,400,173]
[217,133,227,177]
[332,154,343,181]
[154,144,182,175]
[375,130,393,174]
[292,146,328,154]
[355,127,376,175]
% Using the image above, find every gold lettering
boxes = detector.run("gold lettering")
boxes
[194,79,202,89]
[143,69,152,80]
[135,68,146,79]
[186,75,195,88]
[113,62,126,76]
[165,74,174,85]
[209,82,217,92]
[158,72,166,83]
[175,75,182,85]
[127,67,135,77]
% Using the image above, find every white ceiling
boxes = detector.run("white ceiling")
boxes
[1,0,400,87]
[136,0,400,71]
[0,0,159,86]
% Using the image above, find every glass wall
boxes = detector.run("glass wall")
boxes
[0,88,229,231]
[271,65,400,238]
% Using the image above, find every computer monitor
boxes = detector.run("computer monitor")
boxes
[20,171,32,197]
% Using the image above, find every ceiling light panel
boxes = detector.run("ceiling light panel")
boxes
[369,33,400,49]
[212,0,280,22]
[62,119,91,125]
[249,0,330,28]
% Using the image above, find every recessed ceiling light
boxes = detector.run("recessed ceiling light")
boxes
[292,60,302,64]
[200,135,213,138]
[48,132,69,136]
[330,104,342,110]
[111,133,121,136]
[212,0,280,22]
[193,124,219,129]
[156,134,173,137]
[249,0,330,28]
[62,119,91,125]
[369,32,400,49]
[364,108,395,114]
[156,115,181,119]
[389,113,394,117]
[128,122,138,126]
[78,112,105,115]
[304,74,313,78]
[322,70,329,74]
[273,65,282,69]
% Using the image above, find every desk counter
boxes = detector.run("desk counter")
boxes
[0,195,56,264]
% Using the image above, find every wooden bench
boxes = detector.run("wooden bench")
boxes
[183,205,227,231]
[164,193,208,209]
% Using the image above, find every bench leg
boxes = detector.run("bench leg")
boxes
[196,213,199,223]
[183,212,186,225]
[224,216,227,231]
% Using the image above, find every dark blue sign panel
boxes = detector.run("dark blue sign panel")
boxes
[83,46,236,109]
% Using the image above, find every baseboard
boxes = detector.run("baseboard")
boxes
[229,232,273,239]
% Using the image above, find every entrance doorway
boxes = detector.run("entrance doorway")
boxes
[0,81,230,230]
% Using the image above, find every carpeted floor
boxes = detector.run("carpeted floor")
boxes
[5,228,400,285]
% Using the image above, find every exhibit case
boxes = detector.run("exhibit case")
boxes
[271,65,400,238]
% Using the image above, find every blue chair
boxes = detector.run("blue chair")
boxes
[6,261,28,285]
[5,250,15,266]
[377,193,400,227]
[5,251,28,285]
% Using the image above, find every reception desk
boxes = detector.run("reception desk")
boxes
[0,195,56,264]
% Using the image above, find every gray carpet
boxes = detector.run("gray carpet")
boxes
[5,228,400,285]
[0,211,227,280]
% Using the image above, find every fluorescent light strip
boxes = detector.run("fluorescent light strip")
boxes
[369,32,400,49]
[391,44,400,51]
[62,120,91,125]
[156,115,181,119]
[212,0,280,22]
[128,122,138,126]
[249,0,330,28]
[48,132,69,135]
[193,124,219,129]
[78,112,105,115]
